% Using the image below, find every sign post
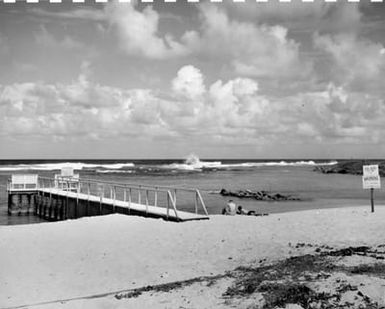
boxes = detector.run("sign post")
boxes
[362,165,381,213]
[370,188,374,213]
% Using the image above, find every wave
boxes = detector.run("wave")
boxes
[96,169,134,174]
[0,162,135,171]
[0,156,338,173]
[221,160,339,168]
[160,153,220,171]
[161,155,338,171]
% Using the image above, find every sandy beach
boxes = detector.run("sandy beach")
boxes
[1,205,385,308]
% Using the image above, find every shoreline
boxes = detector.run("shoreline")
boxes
[0,200,382,226]
[2,206,385,308]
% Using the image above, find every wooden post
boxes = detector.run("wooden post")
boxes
[195,192,198,214]
[34,193,38,215]
[128,188,132,214]
[87,183,90,216]
[166,193,170,221]
[113,186,116,212]
[17,194,21,215]
[371,188,374,213]
[7,193,12,215]
[52,198,57,220]
[28,194,32,214]
[66,191,69,220]
[38,192,43,218]
[49,192,53,219]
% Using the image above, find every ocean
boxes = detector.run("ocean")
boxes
[1,156,383,225]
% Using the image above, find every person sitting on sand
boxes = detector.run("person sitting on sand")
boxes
[236,205,256,216]
[222,200,236,215]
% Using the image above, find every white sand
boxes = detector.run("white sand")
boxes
[1,206,385,308]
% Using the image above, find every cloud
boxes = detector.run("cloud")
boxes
[103,2,311,81]
[29,7,105,22]
[105,2,189,59]
[1,64,385,148]
[314,32,385,92]
[172,65,205,101]
[219,1,362,34]
[281,83,385,144]
[187,5,311,80]
[34,25,84,50]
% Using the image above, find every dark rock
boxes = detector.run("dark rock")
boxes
[314,160,385,177]
[219,189,301,201]
[220,189,229,196]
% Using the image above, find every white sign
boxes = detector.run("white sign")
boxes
[363,165,381,189]
[61,166,74,177]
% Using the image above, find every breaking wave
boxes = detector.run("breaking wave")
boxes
[0,156,337,174]
[164,154,222,171]
[0,162,135,171]
[161,154,338,171]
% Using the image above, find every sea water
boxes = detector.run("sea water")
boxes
[1,156,384,225]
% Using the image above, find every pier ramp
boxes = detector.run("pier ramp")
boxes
[7,175,209,222]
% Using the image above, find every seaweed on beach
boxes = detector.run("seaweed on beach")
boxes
[114,273,232,300]
[113,245,385,308]
[347,263,385,276]
[223,245,385,308]
[258,282,317,308]
[223,253,331,298]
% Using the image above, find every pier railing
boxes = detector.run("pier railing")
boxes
[37,176,209,218]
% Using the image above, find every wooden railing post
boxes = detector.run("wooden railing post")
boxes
[196,190,208,216]
[166,192,170,220]
[154,188,158,207]
[195,192,198,214]
[128,188,132,213]
[168,191,179,221]
[113,186,116,212]
[138,186,141,204]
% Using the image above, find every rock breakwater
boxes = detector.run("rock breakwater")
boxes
[220,189,301,201]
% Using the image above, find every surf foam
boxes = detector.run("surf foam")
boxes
[0,162,135,171]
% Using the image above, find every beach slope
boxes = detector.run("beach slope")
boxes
[1,206,385,308]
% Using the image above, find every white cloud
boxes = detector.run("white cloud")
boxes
[1,65,385,148]
[103,3,311,81]
[105,2,189,59]
[184,5,311,80]
[314,33,385,91]
[220,1,362,34]
[172,65,205,101]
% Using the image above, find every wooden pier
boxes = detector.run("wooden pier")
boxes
[7,174,209,222]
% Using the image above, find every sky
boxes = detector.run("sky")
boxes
[0,0,385,159]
